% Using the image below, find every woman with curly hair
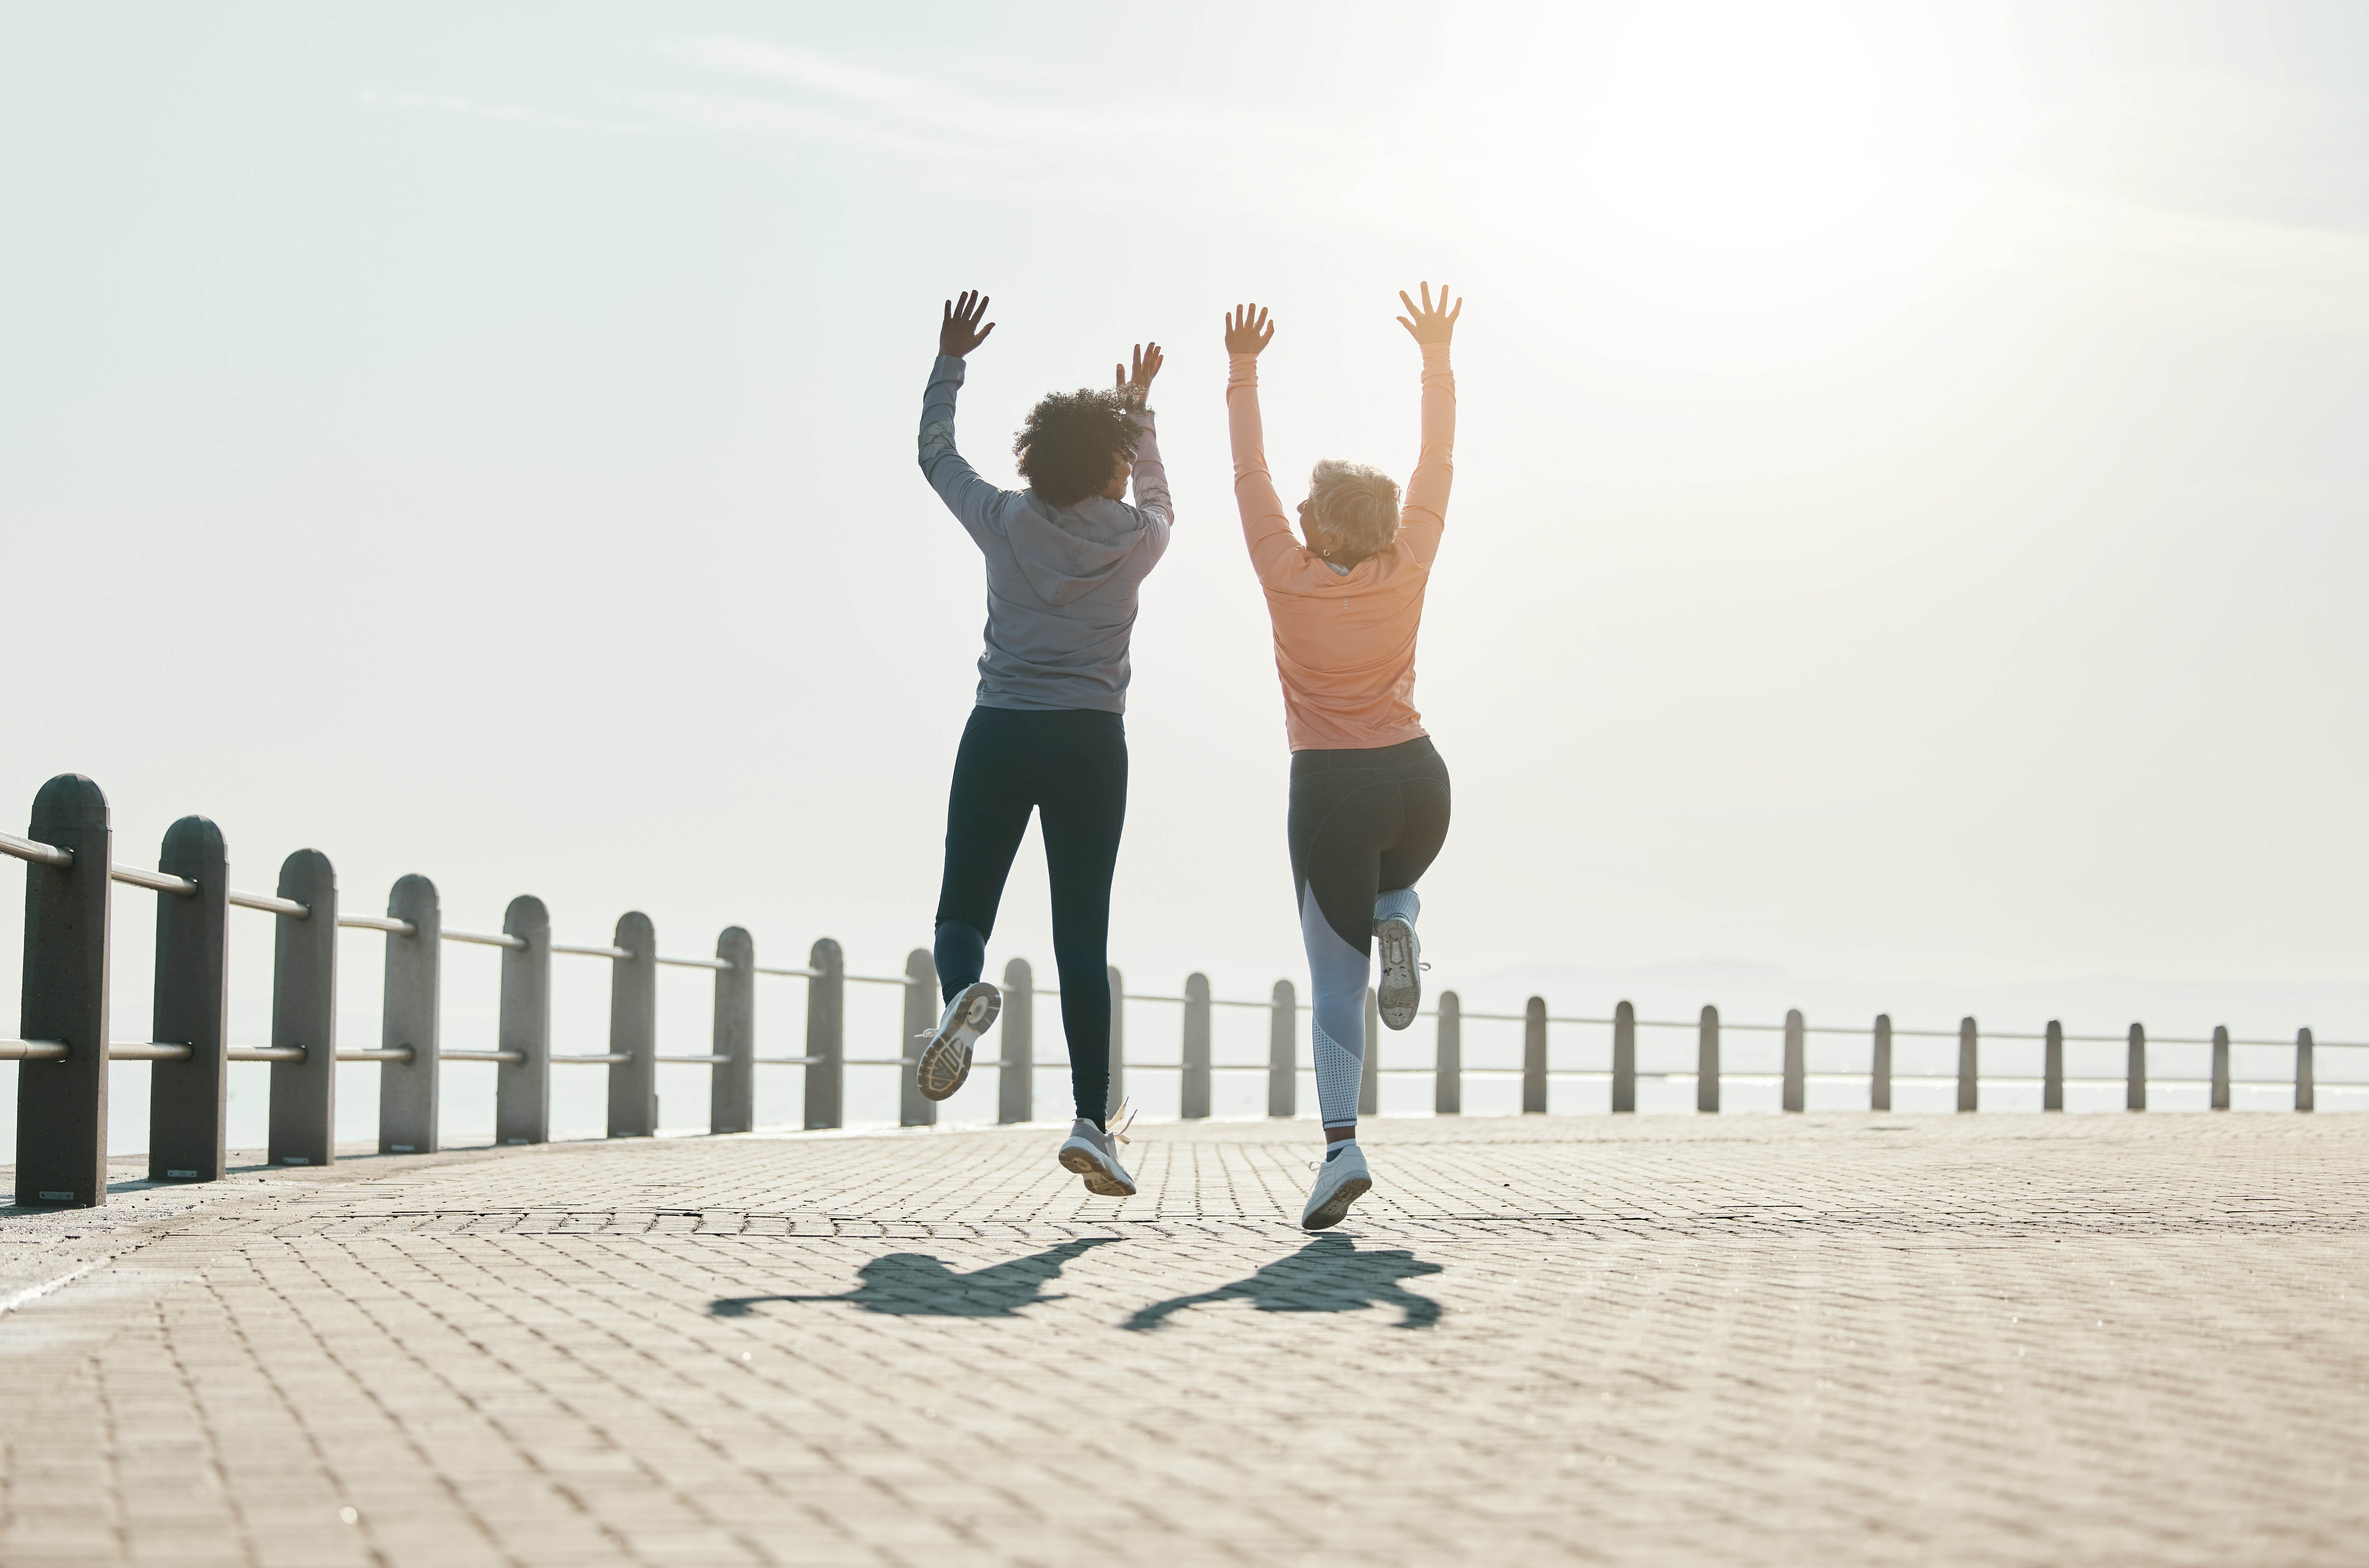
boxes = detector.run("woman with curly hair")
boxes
[911,289,1169,1199]
[1224,283,1461,1229]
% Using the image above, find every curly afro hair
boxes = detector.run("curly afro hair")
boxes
[1014,388,1143,509]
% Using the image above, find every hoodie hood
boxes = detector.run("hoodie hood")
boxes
[1007,492,1152,606]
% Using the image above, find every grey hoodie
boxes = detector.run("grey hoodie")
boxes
[918,354,1173,713]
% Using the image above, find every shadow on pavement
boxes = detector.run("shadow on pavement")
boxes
[710,1237,1121,1319]
[1123,1234,1444,1331]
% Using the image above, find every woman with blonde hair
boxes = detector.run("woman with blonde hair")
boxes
[1224,283,1460,1229]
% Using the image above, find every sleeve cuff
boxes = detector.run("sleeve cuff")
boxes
[1228,352,1260,387]
[933,353,968,381]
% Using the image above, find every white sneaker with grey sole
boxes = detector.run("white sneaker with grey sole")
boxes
[916,981,999,1101]
[1375,916,1423,1030]
[1301,1142,1373,1230]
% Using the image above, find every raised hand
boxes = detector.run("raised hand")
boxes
[1224,304,1275,356]
[1395,282,1460,346]
[940,290,996,358]
[1115,342,1164,409]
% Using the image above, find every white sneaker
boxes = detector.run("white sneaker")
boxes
[1057,1106,1137,1197]
[1376,916,1423,1030]
[1301,1143,1373,1230]
[916,981,999,1101]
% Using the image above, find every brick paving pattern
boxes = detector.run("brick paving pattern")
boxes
[4,1112,2368,1566]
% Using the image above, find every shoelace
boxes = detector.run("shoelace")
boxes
[1106,1099,1137,1146]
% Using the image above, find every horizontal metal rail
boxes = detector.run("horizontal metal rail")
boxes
[111,863,197,897]
[107,1042,195,1061]
[232,1046,306,1063]
[443,1049,526,1064]
[754,965,820,979]
[228,889,309,918]
[0,831,73,869]
[336,1047,414,1063]
[655,956,731,971]
[551,1053,631,1065]
[338,913,417,936]
[1,1038,69,1061]
[846,973,912,987]
[443,927,527,950]
[755,1055,823,1065]
[553,942,631,960]
[842,1056,919,1066]
[656,1054,729,1065]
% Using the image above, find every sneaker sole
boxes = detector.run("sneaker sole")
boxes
[1057,1145,1136,1198]
[1302,1175,1372,1231]
[1376,921,1419,1030]
[917,985,998,1101]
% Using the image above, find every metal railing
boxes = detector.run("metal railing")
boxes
[2,772,2360,1208]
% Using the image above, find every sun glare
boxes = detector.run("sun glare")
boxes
[1590,2,1882,246]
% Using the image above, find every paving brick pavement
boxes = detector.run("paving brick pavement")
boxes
[4,1112,2368,1567]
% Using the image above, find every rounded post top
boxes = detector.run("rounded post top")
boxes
[1271,977,1296,1004]
[277,848,334,897]
[905,947,934,982]
[1438,989,1460,1011]
[31,772,108,833]
[503,893,550,937]
[1614,999,1634,1021]
[1701,1004,1719,1024]
[160,815,225,855]
[1002,955,1033,986]
[1186,972,1210,1001]
[389,873,439,921]
[716,925,753,963]
[1526,996,1547,1019]
[614,910,654,953]
[1786,1008,1804,1026]
[2128,1022,2146,1042]
[808,935,843,970]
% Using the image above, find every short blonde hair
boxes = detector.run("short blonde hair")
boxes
[1306,459,1402,566]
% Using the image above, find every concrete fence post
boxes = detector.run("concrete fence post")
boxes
[1182,973,1212,1119]
[1783,1008,1806,1113]
[2125,1022,2146,1113]
[804,938,844,1130]
[608,912,657,1137]
[2211,1025,2231,1112]
[1361,988,1382,1117]
[377,876,441,1154]
[149,816,228,1185]
[999,958,1033,1124]
[902,947,937,1128]
[1612,1000,1636,1114]
[1956,1017,1979,1113]
[1523,996,1548,1114]
[495,896,551,1145]
[1697,1005,1720,1114]
[17,775,112,1208]
[2296,1028,2315,1113]
[1870,1014,1892,1113]
[2043,1020,2064,1112]
[711,927,754,1134]
[1268,979,1296,1118]
[267,851,338,1168]
[1105,964,1126,1120]
[1435,990,1462,1115]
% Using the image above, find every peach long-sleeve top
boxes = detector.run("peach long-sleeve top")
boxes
[1229,342,1455,751]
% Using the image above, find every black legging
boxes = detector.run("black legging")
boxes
[933,705,1127,1124]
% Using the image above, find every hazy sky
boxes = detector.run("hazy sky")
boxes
[4,3,2366,1143]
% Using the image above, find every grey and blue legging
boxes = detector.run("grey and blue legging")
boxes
[1289,736,1453,1129]
[933,705,1125,1127]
